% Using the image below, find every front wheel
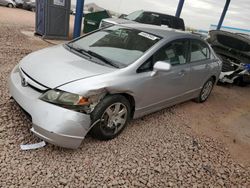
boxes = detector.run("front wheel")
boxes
[7,3,14,8]
[195,78,214,103]
[90,95,131,140]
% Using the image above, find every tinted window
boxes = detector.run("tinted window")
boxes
[175,18,185,30]
[190,40,210,62]
[136,12,161,25]
[161,16,172,27]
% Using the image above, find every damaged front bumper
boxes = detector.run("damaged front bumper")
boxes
[8,65,92,149]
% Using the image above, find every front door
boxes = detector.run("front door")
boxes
[135,39,190,114]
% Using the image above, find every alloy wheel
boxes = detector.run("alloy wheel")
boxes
[100,103,128,135]
[201,80,213,101]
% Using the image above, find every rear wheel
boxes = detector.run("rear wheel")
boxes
[90,95,131,140]
[7,3,14,8]
[195,78,214,103]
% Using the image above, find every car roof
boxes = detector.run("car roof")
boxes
[144,10,183,19]
[120,23,200,40]
[136,10,183,20]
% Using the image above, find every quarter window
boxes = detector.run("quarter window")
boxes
[190,40,210,62]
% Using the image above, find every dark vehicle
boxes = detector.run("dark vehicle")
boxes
[13,0,23,8]
[23,0,35,11]
[100,10,185,31]
[207,30,250,86]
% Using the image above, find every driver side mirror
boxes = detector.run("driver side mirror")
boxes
[151,61,171,76]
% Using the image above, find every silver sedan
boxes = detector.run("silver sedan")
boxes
[0,0,15,7]
[9,24,222,148]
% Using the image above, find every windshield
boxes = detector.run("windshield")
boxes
[125,10,144,21]
[71,26,161,67]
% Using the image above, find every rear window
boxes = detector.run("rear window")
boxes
[161,16,172,27]
[136,12,161,25]
[161,16,185,30]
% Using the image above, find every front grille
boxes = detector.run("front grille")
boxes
[20,68,48,92]
[27,83,44,93]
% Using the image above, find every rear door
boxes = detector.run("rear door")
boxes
[188,39,213,90]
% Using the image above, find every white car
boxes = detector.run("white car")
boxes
[0,0,16,7]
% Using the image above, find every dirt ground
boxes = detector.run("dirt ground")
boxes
[0,6,250,187]
[179,86,250,164]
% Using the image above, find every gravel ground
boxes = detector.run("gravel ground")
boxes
[1,18,250,187]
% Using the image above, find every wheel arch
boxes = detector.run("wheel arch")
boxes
[106,92,135,119]
[211,75,217,83]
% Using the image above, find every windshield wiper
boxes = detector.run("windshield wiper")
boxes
[66,43,119,68]
[66,43,92,59]
[87,50,120,68]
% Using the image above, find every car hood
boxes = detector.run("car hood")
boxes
[20,45,115,88]
[104,18,136,25]
[208,30,250,55]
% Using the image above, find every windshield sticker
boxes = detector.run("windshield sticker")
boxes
[139,32,159,41]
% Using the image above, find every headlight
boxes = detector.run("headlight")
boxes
[40,90,89,106]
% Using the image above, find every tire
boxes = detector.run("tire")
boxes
[195,78,215,103]
[90,95,131,140]
[7,3,14,8]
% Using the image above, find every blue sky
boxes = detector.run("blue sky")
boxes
[72,0,250,30]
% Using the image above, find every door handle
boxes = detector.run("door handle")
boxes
[178,70,186,76]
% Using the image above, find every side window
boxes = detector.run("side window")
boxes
[139,13,161,25]
[161,16,172,27]
[190,40,210,62]
[154,40,188,66]
[137,40,188,73]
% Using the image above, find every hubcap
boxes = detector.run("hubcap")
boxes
[201,81,213,101]
[100,103,128,135]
